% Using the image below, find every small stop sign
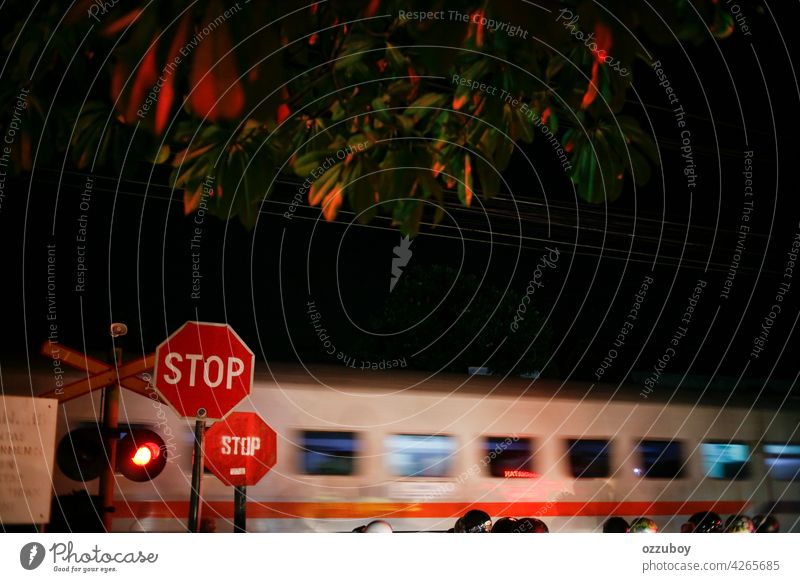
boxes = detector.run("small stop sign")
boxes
[205,412,277,487]
[154,321,254,420]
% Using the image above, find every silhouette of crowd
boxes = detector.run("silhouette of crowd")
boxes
[351,510,781,533]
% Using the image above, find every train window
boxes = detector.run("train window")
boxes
[636,440,685,479]
[763,443,800,481]
[300,431,358,475]
[567,439,611,478]
[386,434,456,477]
[701,442,751,480]
[484,437,535,478]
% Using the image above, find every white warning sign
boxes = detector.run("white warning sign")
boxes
[0,396,58,525]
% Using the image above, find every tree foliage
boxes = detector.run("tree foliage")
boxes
[1,0,735,231]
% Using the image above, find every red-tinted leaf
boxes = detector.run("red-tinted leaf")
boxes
[190,0,245,121]
[154,13,191,135]
[322,185,344,221]
[184,187,202,215]
[126,36,159,122]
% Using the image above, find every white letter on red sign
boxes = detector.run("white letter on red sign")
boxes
[204,356,224,388]
[185,354,203,387]
[164,353,182,384]
[221,436,232,455]
[226,357,245,390]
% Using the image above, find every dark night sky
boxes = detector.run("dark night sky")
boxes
[1,2,798,395]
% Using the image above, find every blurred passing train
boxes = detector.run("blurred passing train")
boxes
[17,364,800,532]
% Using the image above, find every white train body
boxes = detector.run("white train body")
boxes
[34,365,800,532]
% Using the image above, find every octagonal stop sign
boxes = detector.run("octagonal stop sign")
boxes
[205,412,277,487]
[154,321,254,420]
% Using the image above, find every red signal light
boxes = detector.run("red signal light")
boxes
[132,446,151,466]
[117,429,167,482]
[132,443,160,466]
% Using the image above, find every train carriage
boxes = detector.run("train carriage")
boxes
[16,363,800,533]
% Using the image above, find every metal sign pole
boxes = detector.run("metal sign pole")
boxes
[187,408,207,533]
[98,381,119,532]
[98,323,126,532]
[233,485,247,533]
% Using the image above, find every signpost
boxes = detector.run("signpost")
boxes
[153,322,254,532]
[37,321,254,531]
[39,324,142,531]
[204,412,277,532]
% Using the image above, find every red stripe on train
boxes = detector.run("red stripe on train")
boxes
[114,500,748,520]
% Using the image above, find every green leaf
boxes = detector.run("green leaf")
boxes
[461,58,490,82]
[617,115,658,162]
[371,96,392,123]
[494,139,514,170]
[399,200,424,238]
[293,150,329,177]
[572,131,624,204]
[350,171,378,224]
[594,132,624,203]
[547,110,559,134]
[479,127,499,160]
[385,42,408,70]
[514,107,535,143]
[628,147,651,186]
[474,154,501,199]
[330,100,346,122]
[151,144,171,165]
[334,37,375,78]
[348,133,369,147]
[418,169,444,224]
[404,93,446,119]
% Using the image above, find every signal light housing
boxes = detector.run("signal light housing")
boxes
[57,426,168,483]
[56,427,106,482]
[116,428,168,482]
